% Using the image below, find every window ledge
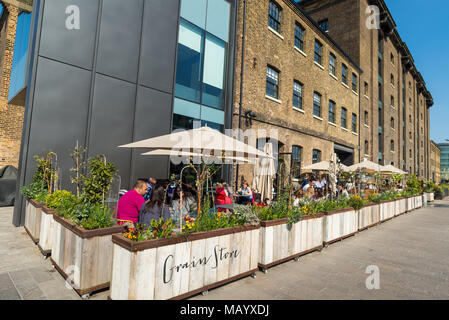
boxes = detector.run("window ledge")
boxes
[364,95,370,100]
[341,127,349,132]
[352,90,359,96]
[341,82,349,89]
[293,46,307,57]
[293,106,305,113]
[364,124,370,128]
[265,95,282,104]
[314,61,324,70]
[328,121,337,127]
[352,131,358,136]
[364,154,371,158]
[268,26,284,40]
[390,84,395,89]
[313,115,323,121]
[391,106,396,110]
[329,73,338,81]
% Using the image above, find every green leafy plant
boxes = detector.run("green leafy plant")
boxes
[406,174,422,194]
[45,190,76,209]
[81,155,117,204]
[233,205,260,226]
[348,195,365,210]
[20,182,47,201]
[149,218,175,239]
[79,204,115,230]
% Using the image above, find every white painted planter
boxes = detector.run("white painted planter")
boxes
[110,225,260,300]
[357,204,380,231]
[422,193,428,204]
[38,206,56,255]
[406,196,415,212]
[430,192,434,202]
[24,198,44,243]
[258,214,324,270]
[323,208,358,245]
[395,198,407,216]
[51,214,124,296]
[379,200,396,222]
[414,195,423,209]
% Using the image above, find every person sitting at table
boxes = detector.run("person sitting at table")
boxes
[215,179,233,211]
[116,179,147,225]
[237,181,253,205]
[293,189,304,207]
[139,186,171,228]
[142,177,157,201]
[312,188,324,202]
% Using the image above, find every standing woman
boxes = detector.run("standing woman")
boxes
[139,186,171,228]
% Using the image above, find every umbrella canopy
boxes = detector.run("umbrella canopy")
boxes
[119,126,273,159]
[381,164,407,175]
[302,160,349,172]
[252,142,275,201]
[141,149,253,164]
[347,159,386,172]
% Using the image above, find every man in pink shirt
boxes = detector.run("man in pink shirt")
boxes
[117,180,148,224]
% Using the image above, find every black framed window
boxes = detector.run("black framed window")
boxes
[314,39,322,65]
[364,111,369,125]
[291,145,302,178]
[329,53,336,76]
[266,66,279,99]
[268,1,281,33]
[391,74,394,85]
[364,82,368,95]
[312,149,321,164]
[318,19,328,32]
[342,64,348,84]
[391,95,394,107]
[352,113,357,132]
[364,140,369,154]
[391,140,395,152]
[341,107,347,128]
[294,23,305,52]
[293,81,303,110]
[328,100,336,123]
[313,91,321,117]
[352,73,357,92]
[391,117,395,128]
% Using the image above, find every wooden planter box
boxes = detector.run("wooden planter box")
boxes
[50,214,125,297]
[395,198,407,216]
[357,203,380,231]
[414,195,423,209]
[406,196,415,212]
[258,214,324,271]
[323,208,358,245]
[110,225,260,300]
[422,193,428,204]
[38,205,56,255]
[425,192,434,202]
[24,198,44,243]
[379,200,396,222]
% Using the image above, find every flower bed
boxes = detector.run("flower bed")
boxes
[51,214,125,297]
[323,207,358,245]
[258,214,324,272]
[110,225,259,300]
[24,198,44,243]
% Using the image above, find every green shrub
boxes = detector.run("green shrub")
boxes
[407,174,422,194]
[20,182,47,201]
[81,155,117,204]
[45,190,76,209]
[79,204,115,230]
[348,195,365,210]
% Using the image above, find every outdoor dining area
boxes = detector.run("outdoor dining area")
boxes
[19,126,434,300]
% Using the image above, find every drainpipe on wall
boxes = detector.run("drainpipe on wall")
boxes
[235,0,247,190]
[358,72,362,164]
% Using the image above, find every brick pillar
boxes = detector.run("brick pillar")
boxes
[0,4,25,168]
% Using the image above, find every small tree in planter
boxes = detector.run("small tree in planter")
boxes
[81,155,117,205]
[70,141,88,197]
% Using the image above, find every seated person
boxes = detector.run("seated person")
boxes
[312,188,324,202]
[337,185,349,199]
[215,179,233,207]
[237,181,253,205]
[139,186,171,228]
[293,189,304,207]
[116,180,147,225]
[142,177,157,201]
[170,187,198,222]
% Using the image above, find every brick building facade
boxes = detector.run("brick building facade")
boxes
[233,0,362,187]
[0,0,32,168]
[299,0,434,180]
[430,140,440,184]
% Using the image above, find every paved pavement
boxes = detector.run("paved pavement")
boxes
[1,199,448,300]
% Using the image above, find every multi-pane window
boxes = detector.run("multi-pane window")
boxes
[312,149,321,164]
[364,82,368,95]
[342,64,348,85]
[319,19,328,32]
[268,1,281,33]
[391,74,394,86]
[390,53,394,64]
[314,40,323,65]
[293,81,303,110]
[294,23,305,52]
[291,145,303,178]
[391,117,395,129]
[352,113,357,132]
[328,100,336,123]
[313,92,321,117]
[391,140,395,152]
[409,131,412,139]
[364,140,369,154]
[266,66,279,99]
[341,107,347,128]
[352,73,357,92]
[329,53,336,76]
[409,115,412,123]
[391,95,394,107]
[364,111,369,125]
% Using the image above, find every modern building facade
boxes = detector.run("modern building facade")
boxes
[299,0,434,180]
[430,140,440,184]
[13,0,237,226]
[0,0,32,168]
[233,0,362,187]
[438,143,449,184]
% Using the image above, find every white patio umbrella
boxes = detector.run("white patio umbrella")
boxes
[381,164,407,175]
[141,149,254,164]
[252,142,275,201]
[120,126,273,160]
[301,160,331,171]
[347,159,386,172]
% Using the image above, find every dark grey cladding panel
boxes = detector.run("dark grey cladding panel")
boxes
[131,85,173,184]
[138,0,179,93]
[88,74,136,189]
[39,0,99,70]
[26,57,92,189]
[96,0,143,82]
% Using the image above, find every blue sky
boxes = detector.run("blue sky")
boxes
[385,0,449,144]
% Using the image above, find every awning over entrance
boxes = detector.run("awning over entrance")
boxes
[334,143,354,166]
